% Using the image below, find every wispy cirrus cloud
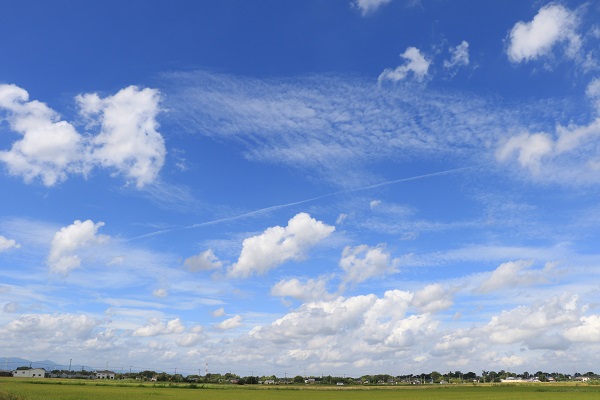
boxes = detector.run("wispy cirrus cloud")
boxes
[164,70,549,188]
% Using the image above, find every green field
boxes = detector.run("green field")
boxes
[2,379,600,400]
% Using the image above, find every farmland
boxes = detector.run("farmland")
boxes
[1,379,600,400]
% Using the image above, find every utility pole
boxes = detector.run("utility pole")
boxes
[69,359,72,373]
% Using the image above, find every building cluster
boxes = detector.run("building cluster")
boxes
[9,368,116,380]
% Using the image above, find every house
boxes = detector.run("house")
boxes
[13,368,46,378]
[95,370,116,379]
[573,376,590,382]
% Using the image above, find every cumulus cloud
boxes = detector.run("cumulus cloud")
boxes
[184,249,223,271]
[47,220,109,274]
[339,244,398,287]
[496,77,600,182]
[0,235,20,252]
[216,315,242,330]
[484,295,579,347]
[0,84,88,186]
[2,313,98,342]
[133,317,185,337]
[228,213,335,278]
[563,315,600,342]
[0,84,165,187]
[496,110,600,183]
[176,332,203,347]
[77,86,165,188]
[496,132,554,173]
[250,290,435,360]
[443,40,470,70]
[433,295,580,359]
[176,326,204,347]
[353,0,392,15]
[477,260,553,293]
[507,4,581,63]
[412,283,454,313]
[379,47,431,83]
[271,277,335,302]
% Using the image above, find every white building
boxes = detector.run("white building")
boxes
[13,368,46,378]
[95,370,116,379]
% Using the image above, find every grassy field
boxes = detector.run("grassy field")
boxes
[1,378,600,400]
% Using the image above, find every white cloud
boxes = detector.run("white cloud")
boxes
[484,295,579,346]
[339,244,398,287]
[563,315,600,342]
[249,291,436,362]
[0,235,20,252]
[212,307,225,317]
[587,77,600,111]
[443,40,470,69]
[369,199,381,209]
[432,295,580,359]
[153,288,168,298]
[336,213,348,225]
[166,70,528,188]
[228,213,335,278]
[47,220,109,274]
[477,260,552,293]
[499,355,525,368]
[107,256,125,266]
[507,4,580,63]
[0,84,165,187]
[176,332,203,347]
[412,283,454,313]
[0,84,88,186]
[184,249,223,271]
[379,47,431,83]
[3,302,20,313]
[216,315,242,330]
[271,277,335,302]
[77,86,165,188]
[496,132,554,172]
[496,114,600,183]
[132,317,185,337]
[1,313,98,343]
[353,0,392,15]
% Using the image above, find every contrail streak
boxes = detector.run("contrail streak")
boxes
[128,165,478,241]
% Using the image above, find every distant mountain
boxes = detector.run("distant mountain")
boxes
[0,357,82,371]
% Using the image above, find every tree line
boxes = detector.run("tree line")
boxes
[25,368,598,385]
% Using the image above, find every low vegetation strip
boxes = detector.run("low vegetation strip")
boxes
[2,379,600,400]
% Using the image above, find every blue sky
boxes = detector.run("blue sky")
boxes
[1,0,600,377]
